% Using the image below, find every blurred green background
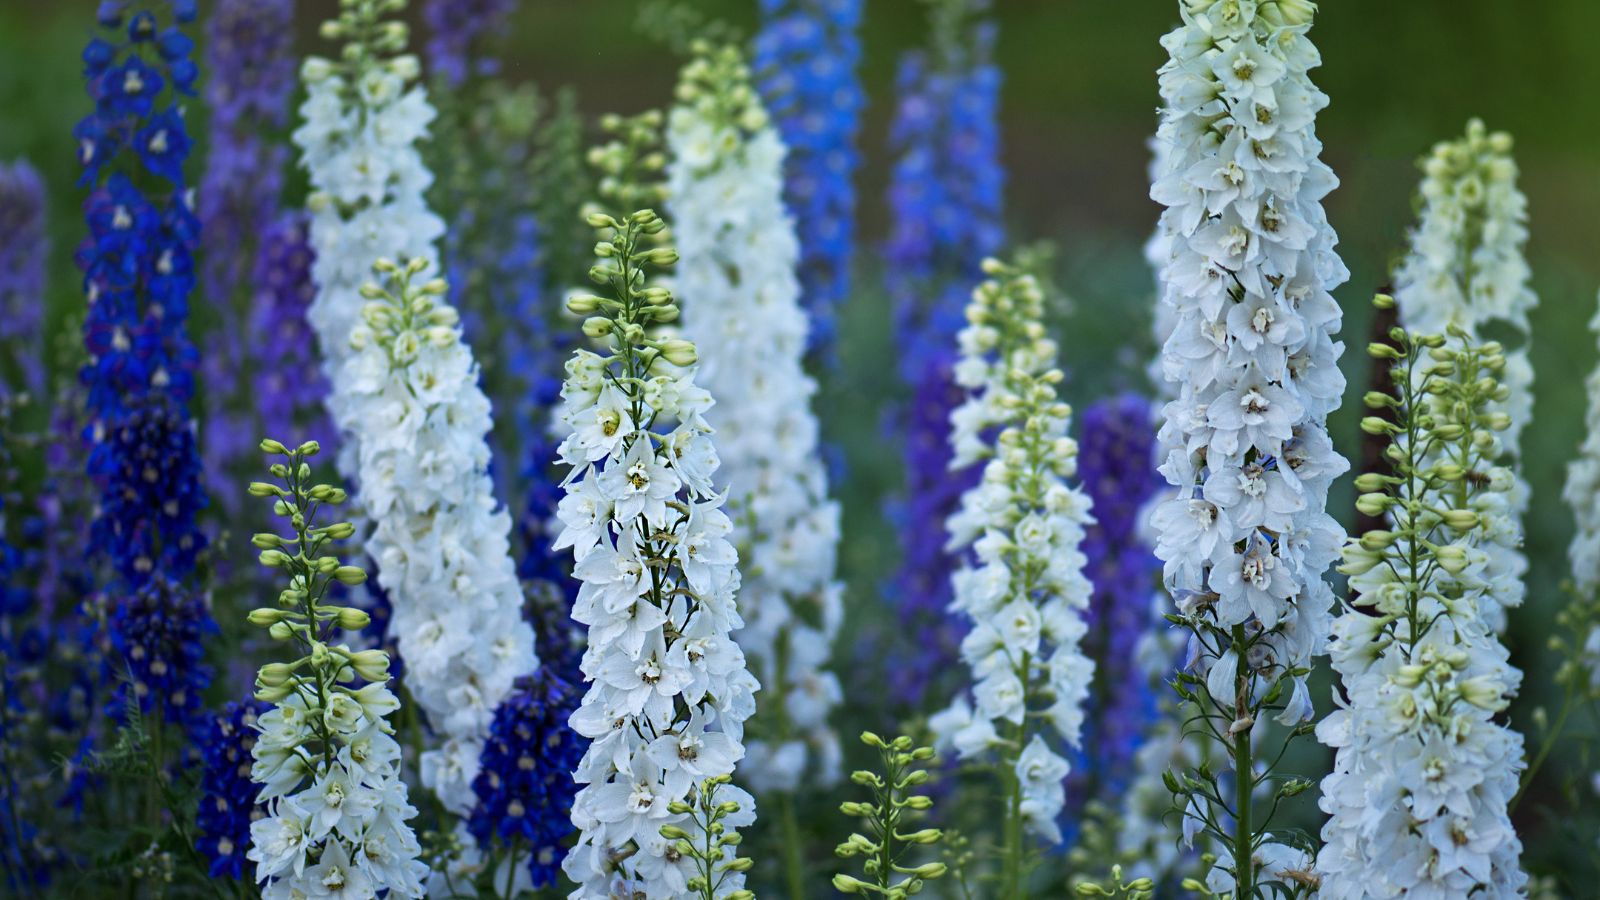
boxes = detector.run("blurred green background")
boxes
[4,0,1599,881]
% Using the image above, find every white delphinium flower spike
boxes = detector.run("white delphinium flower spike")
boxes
[1394,120,1535,632]
[293,2,535,820]
[667,41,845,796]
[244,440,428,897]
[929,256,1094,886]
[557,208,761,898]
[339,260,536,814]
[1147,0,1348,892]
[1317,303,1528,898]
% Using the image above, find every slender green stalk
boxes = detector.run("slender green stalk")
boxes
[1230,628,1254,900]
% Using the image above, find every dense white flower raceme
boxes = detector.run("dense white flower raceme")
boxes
[928,257,1094,845]
[339,261,536,814]
[293,7,534,818]
[1394,120,1535,632]
[666,43,844,795]
[1317,324,1528,898]
[1146,0,1348,889]
[245,443,428,898]
[557,209,760,898]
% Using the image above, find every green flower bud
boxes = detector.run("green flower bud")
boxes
[1358,530,1396,551]
[641,247,679,266]
[259,438,289,455]
[342,649,388,682]
[336,607,372,630]
[657,339,697,367]
[1367,342,1401,360]
[1359,416,1395,436]
[297,440,321,456]
[1441,509,1479,532]
[720,857,753,873]
[582,317,614,338]
[254,682,295,703]
[257,662,295,687]
[1459,675,1507,710]
[1354,492,1391,517]
[566,295,603,314]
[268,621,295,641]
[252,533,285,550]
[1372,292,1396,310]
[249,607,287,626]
[1433,544,1469,575]
[833,875,869,894]
[333,566,368,586]
[1353,472,1391,493]
[249,482,281,497]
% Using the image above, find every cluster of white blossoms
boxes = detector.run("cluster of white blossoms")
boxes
[666,41,844,795]
[1147,0,1348,888]
[245,441,427,898]
[556,208,761,897]
[1565,302,1600,693]
[294,2,534,819]
[1394,120,1535,632]
[294,2,445,387]
[1318,316,1528,897]
[928,257,1094,844]
[339,260,536,813]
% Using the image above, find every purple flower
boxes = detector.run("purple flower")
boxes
[0,162,48,399]
[1062,394,1163,838]
[881,0,1006,710]
[423,0,517,88]
[197,0,295,516]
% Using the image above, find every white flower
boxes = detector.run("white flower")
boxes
[1395,119,1535,634]
[557,205,759,896]
[293,8,534,820]
[1150,0,1348,883]
[667,42,845,798]
[929,259,1094,846]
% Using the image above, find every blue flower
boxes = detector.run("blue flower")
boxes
[104,574,215,726]
[194,701,265,879]
[134,107,190,185]
[754,0,863,361]
[88,395,208,590]
[468,670,583,889]
[881,0,1006,709]
[96,57,163,120]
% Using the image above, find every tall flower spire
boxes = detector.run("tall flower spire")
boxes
[1317,300,1528,897]
[753,0,864,360]
[556,207,761,897]
[197,0,297,512]
[668,40,845,796]
[1393,119,1534,633]
[1147,0,1348,891]
[75,0,214,730]
[243,439,428,897]
[929,255,1094,891]
[294,0,534,816]
[883,0,1006,708]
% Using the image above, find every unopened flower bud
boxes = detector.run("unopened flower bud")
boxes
[268,621,294,641]
[658,339,697,367]
[347,649,389,681]
[1441,509,1479,532]
[336,607,371,630]
[333,566,368,586]
[257,662,295,687]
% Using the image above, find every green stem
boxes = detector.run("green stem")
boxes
[502,835,522,900]
[1231,625,1254,900]
[1511,684,1576,812]
[779,792,805,900]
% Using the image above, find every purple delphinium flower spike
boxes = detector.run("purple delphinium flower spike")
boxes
[423,0,517,89]
[1060,393,1163,842]
[0,162,48,399]
[198,0,295,514]
[753,0,863,361]
[881,0,1005,710]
